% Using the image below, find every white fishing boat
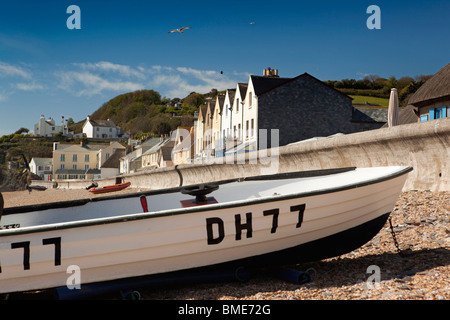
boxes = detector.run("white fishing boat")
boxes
[0,166,412,294]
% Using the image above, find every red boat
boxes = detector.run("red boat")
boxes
[88,182,131,194]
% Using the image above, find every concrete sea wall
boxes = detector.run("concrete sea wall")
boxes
[56,118,450,192]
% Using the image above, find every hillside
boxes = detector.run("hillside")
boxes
[325,74,431,107]
[70,89,221,137]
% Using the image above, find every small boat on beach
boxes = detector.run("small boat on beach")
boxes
[88,181,131,194]
[0,166,412,294]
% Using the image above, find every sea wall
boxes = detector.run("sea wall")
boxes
[55,118,450,192]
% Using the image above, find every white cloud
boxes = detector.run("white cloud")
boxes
[57,70,145,97]
[0,62,32,79]
[75,61,146,79]
[147,66,240,98]
[56,61,248,98]
[15,81,45,91]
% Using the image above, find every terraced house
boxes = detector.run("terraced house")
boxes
[198,68,381,158]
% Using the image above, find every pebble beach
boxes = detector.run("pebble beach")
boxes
[2,188,449,300]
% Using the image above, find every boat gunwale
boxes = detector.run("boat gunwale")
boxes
[0,166,413,237]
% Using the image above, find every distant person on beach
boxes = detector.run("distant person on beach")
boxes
[25,184,32,194]
[86,180,98,190]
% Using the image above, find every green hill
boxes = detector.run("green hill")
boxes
[71,89,211,138]
[350,95,389,107]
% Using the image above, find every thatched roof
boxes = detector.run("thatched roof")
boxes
[409,63,450,107]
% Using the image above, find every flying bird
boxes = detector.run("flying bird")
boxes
[168,27,192,33]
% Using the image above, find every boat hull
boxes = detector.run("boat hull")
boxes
[0,166,411,294]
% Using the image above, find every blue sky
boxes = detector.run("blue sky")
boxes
[0,0,449,135]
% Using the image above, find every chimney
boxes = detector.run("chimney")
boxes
[263,67,279,78]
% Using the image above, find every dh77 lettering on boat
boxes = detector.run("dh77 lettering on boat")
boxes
[206,204,306,245]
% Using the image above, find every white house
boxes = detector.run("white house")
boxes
[194,105,207,158]
[34,115,69,137]
[29,157,53,181]
[211,95,225,153]
[220,88,236,153]
[242,73,287,151]
[231,83,248,144]
[82,115,120,138]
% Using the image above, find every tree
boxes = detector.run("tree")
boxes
[14,127,29,135]
[155,122,171,135]
[182,93,205,109]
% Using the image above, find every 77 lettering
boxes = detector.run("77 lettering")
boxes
[0,237,61,273]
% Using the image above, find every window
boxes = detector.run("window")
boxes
[85,154,89,162]
[420,115,428,122]
[429,106,448,120]
[251,119,254,137]
[436,106,447,119]
[60,154,65,162]
[249,92,252,108]
[60,164,65,170]
[246,120,249,139]
[85,165,89,170]
[236,98,239,112]
[73,164,77,170]
[73,154,77,162]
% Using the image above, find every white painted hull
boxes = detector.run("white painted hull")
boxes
[0,166,412,294]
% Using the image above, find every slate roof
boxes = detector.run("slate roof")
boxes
[88,119,118,128]
[31,158,53,166]
[250,75,292,96]
[216,95,225,114]
[237,83,248,99]
[352,107,387,123]
[101,149,126,168]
